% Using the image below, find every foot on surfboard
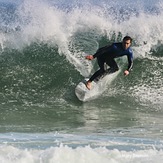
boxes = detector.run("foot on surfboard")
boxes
[85,81,92,90]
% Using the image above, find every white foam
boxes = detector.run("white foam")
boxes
[0,144,163,163]
[132,83,163,106]
[1,1,163,48]
[0,132,163,163]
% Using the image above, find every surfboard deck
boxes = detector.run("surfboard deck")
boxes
[75,70,119,102]
[75,78,97,101]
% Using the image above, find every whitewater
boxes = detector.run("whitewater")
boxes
[0,0,163,162]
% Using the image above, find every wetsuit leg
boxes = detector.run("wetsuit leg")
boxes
[106,57,119,73]
[89,57,105,82]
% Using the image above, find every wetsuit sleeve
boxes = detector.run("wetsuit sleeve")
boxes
[93,44,112,58]
[127,51,133,71]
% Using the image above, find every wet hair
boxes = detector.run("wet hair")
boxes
[123,36,132,43]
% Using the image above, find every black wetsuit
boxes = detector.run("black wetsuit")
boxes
[89,42,133,82]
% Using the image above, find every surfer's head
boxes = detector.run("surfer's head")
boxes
[122,36,132,50]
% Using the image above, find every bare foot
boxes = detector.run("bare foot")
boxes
[85,81,92,90]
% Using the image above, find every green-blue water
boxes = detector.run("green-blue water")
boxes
[0,0,163,162]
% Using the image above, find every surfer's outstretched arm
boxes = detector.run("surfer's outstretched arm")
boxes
[124,51,133,76]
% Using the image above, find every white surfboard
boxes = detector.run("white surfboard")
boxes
[75,70,120,102]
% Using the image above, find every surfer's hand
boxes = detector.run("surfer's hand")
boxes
[85,55,94,60]
[124,70,129,76]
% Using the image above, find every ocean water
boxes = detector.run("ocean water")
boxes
[0,0,163,162]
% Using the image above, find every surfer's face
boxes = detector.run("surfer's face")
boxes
[122,39,131,50]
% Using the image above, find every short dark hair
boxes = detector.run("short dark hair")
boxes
[123,36,132,43]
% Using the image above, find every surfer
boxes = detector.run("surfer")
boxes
[85,36,133,90]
